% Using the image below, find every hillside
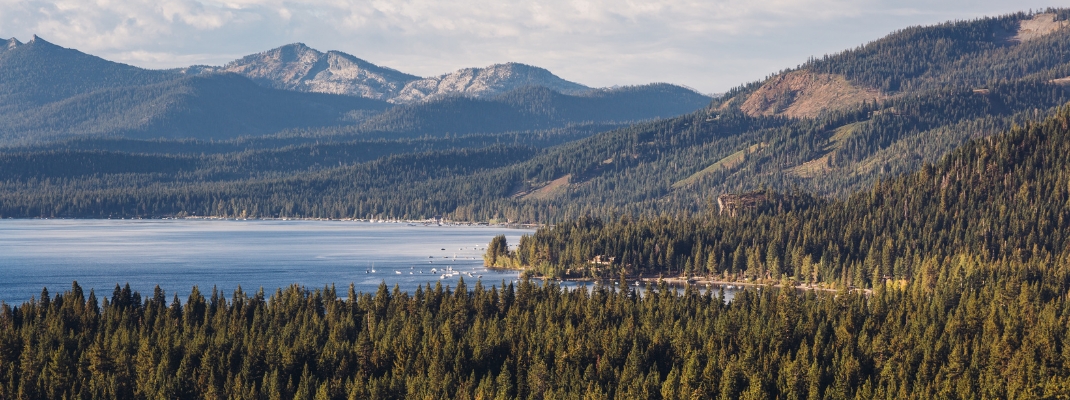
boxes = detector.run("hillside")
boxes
[0,38,397,144]
[0,73,391,143]
[2,10,1070,222]
[359,84,712,136]
[8,9,1070,400]
[717,11,1070,119]
[0,36,174,113]
[0,38,710,145]
[6,107,1070,400]
[502,104,1070,285]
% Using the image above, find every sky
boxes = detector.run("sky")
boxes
[2,0,1068,94]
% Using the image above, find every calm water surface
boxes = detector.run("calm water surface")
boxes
[0,219,532,304]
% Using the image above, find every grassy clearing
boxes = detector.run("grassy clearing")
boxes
[787,121,865,178]
[522,174,571,200]
[673,144,761,189]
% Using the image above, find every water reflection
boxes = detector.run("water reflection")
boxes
[0,219,531,304]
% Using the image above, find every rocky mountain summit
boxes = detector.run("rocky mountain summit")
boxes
[188,44,594,104]
[0,37,21,56]
[183,43,420,102]
[393,62,590,103]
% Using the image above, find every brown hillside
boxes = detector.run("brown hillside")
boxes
[1013,13,1069,42]
[739,71,883,119]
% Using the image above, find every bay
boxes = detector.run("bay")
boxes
[0,219,532,304]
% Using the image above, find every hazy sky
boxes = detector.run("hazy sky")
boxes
[2,0,1067,93]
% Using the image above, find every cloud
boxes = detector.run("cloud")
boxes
[0,0,1068,93]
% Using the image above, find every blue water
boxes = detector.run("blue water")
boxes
[0,219,532,304]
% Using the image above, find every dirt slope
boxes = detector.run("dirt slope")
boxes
[739,71,882,119]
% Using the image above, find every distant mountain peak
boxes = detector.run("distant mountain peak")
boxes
[0,37,22,56]
[27,35,49,45]
[183,43,420,101]
[235,42,323,66]
[391,62,589,103]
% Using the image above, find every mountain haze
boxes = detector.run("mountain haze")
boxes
[0,38,393,144]
[0,73,391,142]
[0,36,173,114]
[0,38,712,144]
[191,43,594,104]
[360,84,713,136]
[7,10,1069,222]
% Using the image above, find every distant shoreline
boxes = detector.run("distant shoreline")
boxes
[1,215,544,229]
[514,271,873,295]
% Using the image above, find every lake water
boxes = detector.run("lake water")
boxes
[0,219,533,304]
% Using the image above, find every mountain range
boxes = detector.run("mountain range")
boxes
[0,37,710,145]
[2,10,1070,223]
[9,9,1070,400]
[182,43,594,104]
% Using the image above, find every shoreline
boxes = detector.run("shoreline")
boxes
[519,272,873,295]
[2,215,544,229]
[647,276,873,295]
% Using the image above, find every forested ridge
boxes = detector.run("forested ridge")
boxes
[4,11,1070,222]
[2,79,1067,222]
[496,104,1070,289]
[0,37,708,145]
[803,9,1070,93]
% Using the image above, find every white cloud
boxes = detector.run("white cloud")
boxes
[0,0,1067,93]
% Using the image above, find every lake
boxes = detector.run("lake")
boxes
[0,219,532,304]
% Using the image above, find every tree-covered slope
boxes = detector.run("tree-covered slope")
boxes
[716,10,1070,116]
[804,11,1070,93]
[3,10,1070,222]
[0,37,710,146]
[0,36,174,113]
[497,104,1070,289]
[359,84,711,136]
[0,73,391,143]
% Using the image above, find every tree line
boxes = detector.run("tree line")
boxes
[496,105,1070,290]
[5,254,1070,399]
